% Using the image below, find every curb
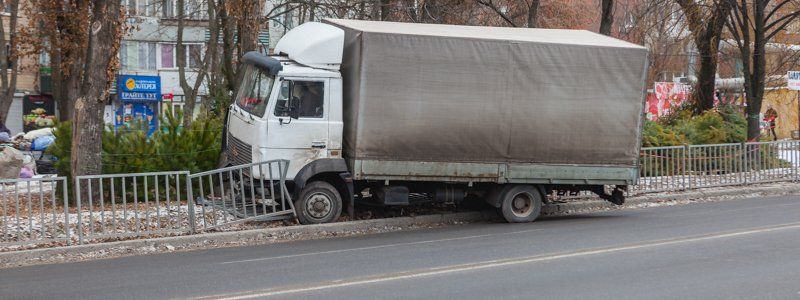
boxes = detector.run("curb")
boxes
[543,183,800,214]
[0,210,499,268]
[2,183,798,268]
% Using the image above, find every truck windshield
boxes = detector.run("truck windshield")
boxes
[235,65,275,118]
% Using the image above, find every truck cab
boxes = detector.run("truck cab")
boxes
[226,23,350,224]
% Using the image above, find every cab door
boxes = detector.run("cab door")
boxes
[265,78,330,180]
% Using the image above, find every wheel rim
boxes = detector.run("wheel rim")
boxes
[510,192,534,218]
[306,192,333,220]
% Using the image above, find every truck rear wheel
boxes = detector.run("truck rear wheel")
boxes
[295,181,342,224]
[499,185,542,223]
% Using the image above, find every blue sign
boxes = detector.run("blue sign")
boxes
[115,102,159,136]
[117,75,162,102]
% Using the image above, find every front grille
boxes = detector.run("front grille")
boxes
[227,134,253,166]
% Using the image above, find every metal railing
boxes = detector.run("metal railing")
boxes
[0,160,292,248]
[634,140,800,194]
[189,160,294,232]
[0,177,70,247]
[74,171,192,244]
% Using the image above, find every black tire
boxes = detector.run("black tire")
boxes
[499,185,543,223]
[295,181,342,224]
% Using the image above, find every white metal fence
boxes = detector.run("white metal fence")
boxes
[0,177,70,247]
[633,140,800,194]
[0,160,292,248]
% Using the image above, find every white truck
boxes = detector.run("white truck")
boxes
[225,19,649,224]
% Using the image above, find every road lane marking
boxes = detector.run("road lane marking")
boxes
[662,201,800,218]
[195,221,800,300]
[220,228,545,265]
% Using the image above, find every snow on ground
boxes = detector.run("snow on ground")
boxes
[780,150,800,167]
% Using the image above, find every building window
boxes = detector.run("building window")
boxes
[162,0,206,19]
[187,44,203,68]
[4,44,11,69]
[125,0,157,17]
[39,51,50,67]
[120,41,157,70]
[160,44,174,68]
[163,0,175,18]
[159,43,203,69]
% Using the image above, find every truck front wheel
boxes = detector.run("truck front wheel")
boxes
[499,185,543,223]
[295,181,343,224]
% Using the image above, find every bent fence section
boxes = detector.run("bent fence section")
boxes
[189,161,294,232]
[0,160,292,248]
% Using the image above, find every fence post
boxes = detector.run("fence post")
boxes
[741,142,748,185]
[186,172,196,234]
[74,178,83,244]
[63,178,71,246]
[685,144,691,190]
[794,140,799,182]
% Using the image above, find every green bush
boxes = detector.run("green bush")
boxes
[643,105,747,146]
[48,108,222,176]
[642,120,686,147]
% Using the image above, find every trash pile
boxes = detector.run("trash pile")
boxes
[0,127,57,179]
[7,127,55,152]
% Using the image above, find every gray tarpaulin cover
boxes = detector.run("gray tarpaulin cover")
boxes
[325,19,648,168]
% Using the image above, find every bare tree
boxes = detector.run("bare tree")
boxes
[21,0,94,122]
[476,0,540,27]
[674,0,733,113]
[0,0,20,126]
[71,0,126,182]
[177,0,218,127]
[726,0,800,140]
[599,0,614,35]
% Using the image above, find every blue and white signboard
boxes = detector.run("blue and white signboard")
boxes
[117,75,162,102]
[115,75,161,136]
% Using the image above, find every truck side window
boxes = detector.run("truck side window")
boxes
[274,80,324,118]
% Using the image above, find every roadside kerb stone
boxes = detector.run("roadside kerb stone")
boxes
[544,183,800,214]
[0,210,499,268]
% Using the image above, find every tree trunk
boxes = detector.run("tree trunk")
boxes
[745,1,768,141]
[380,0,390,20]
[220,1,236,93]
[0,0,19,126]
[599,0,613,35]
[71,1,123,184]
[675,0,732,114]
[51,51,73,121]
[527,0,540,28]
[693,40,719,112]
[231,0,260,100]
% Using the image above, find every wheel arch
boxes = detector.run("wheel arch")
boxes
[293,158,354,216]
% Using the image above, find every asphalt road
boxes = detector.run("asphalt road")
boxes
[3,195,800,300]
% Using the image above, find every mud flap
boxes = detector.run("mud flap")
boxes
[593,185,626,205]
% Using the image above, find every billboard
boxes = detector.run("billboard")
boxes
[117,75,161,102]
[647,82,690,121]
[115,75,161,136]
